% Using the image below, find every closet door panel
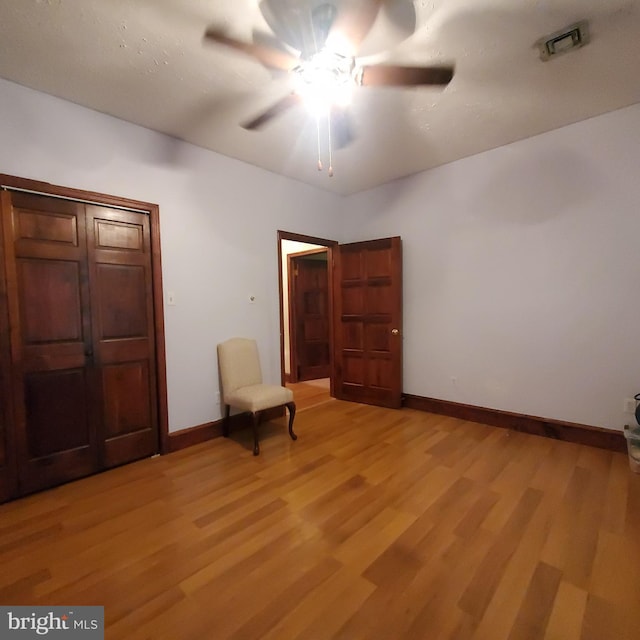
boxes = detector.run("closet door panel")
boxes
[0,192,16,502]
[86,206,158,469]
[5,193,97,494]
[96,263,147,339]
[21,368,95,493]
[102,362,151,437]
[26,370,89,456]
[19,259,83,344]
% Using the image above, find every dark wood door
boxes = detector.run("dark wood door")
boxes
[290,252,330,381]
[333,237,402,408]
[2,192,158,495]
[4,192,98,493]
[86,205,159,469]
[0,191,16,502]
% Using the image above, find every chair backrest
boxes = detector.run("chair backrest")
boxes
[217,337,263,396]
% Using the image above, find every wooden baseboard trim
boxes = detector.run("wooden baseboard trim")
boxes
[167,421,223,453]
[403,394,626,453]
[167,406,286,453]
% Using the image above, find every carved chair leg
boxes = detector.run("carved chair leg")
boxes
[251,412,260,456]
[223,404,230,437]
[286,401,297,441]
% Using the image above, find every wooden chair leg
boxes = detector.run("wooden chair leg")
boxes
[286,401,297,441]
[223,404,230,437]
[251,412,260,456]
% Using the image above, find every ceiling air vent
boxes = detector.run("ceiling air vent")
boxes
[537,21,590,61]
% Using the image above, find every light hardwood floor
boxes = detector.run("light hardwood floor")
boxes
[287,378,332,411]
[1,401,639,639]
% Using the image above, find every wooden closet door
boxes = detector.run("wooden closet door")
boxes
[2,193,160,496]
[4,192,98,494]
[85,205,159,468]
[0,192,17,502]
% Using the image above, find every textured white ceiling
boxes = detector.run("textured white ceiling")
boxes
[0,0,638,195]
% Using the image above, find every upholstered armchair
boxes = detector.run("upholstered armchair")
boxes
[217,337,297,455]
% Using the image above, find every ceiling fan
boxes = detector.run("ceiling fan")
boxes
[203,0,454,173]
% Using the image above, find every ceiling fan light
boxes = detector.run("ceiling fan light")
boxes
[292,49,355,115]
[295,80,353,117]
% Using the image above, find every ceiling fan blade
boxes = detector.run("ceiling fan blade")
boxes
[359,64,455,87]
[204,27,299,71]
[326,0,383,55]
[242,94,301,130]
[252,29,298,59]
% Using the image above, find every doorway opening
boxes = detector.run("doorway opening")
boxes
[278,231,337,411]
[278,232,403,411]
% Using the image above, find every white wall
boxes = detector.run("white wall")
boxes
[342,103,640,431]
[0,78,343,432]
[3,76,638,434]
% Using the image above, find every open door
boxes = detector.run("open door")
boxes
[333,237,402,409]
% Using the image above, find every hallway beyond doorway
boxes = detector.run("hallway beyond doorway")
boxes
[286,378,331,411]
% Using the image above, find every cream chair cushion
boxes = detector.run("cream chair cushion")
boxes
[225,384,294,413]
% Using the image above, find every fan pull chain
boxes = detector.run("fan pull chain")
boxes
[315,111,334,177]
[327,110,334,177]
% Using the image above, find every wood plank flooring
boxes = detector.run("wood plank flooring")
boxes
[1,401,639,639]
[287,379,332,411]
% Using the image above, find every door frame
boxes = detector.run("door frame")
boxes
[0,174,170,458]
[277,231,337,395]
[287,248,329,383]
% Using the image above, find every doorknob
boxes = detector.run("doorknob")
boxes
[391,328,399,335]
